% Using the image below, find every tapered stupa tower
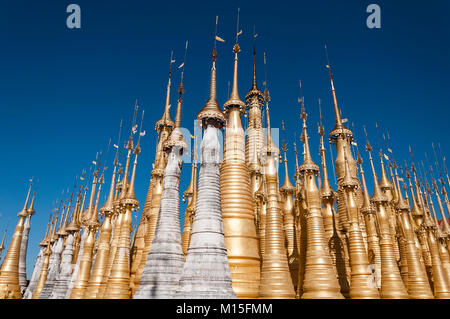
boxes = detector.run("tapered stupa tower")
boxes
[394,168,433,298]
[135,58,188,298]
[18,190,36,292]
[50,185,83,299]
[358,154,382,289]
[245,29,265,196]
[220,23,260,298]
[175,30,235,298]
[32,209,59,299]
[39,197,71,299]
[365,136,408,299]
[23,214,52,299]
[325,60,364,242]
[341,145,380,298]
[279,131,298,292]
[319,113,350,297]
[132,58,175,292]
[0,180,33,299]
[85,123,122,299]
[104,126,140,299]
[379,151,401,263]
[298,101,343,299]
[69,163,102,299]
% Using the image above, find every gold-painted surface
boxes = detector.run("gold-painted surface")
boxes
[0,216,26,299]
[426,226,450,298]
[103,206,133,299]
[131,68,174,291]
[299,106,343,299]
[258,105,295,299]
[105,143,140,299]
[0,182,33,299]
[341,148,380,299]
[395,175,433,298]
[359,165,382,290]
[221,103,260,299]
[84,164,118,299]
[69,170,101,299]
[31,247,51,299]
[368,152,409,299]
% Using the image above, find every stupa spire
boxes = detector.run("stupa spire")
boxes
[85,120,123,299]
[219,11,260,298]
[297,96,343,299]
[341,144,380,298]
[136,65,188,297]
[0,179,33,299]
[155,53,175,131]
[394,165,434,298]
[325,45,346,133]
[105,110,143,299]
[258,65,294,298]
[364,129,409,298]
[176,16,235,299]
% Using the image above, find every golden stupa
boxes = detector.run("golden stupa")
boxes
[3,12,450,301]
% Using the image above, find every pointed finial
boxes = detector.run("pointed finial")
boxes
[27,190,36,216]
[155,54,175,131]
[245,27,263,106]
[197,16,225,127]
[123,109,144,205]
[18,179,33,217]
[100,119,123,215]
[319,99,333,197]
[299,98,319,174]
[177,40,189,99]
[280,123,295,192]
[166,45,189,152]
[379,149,392,190]
[262,52,277,157]
[325,45,345,132]
[224,9,245,112]
[358,150,375,215]
[364,126,386,202]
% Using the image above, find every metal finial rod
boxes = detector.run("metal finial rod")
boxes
[169,50,174,77]
[214,15,219,50]
[235,7,241,44]
[363,125,372,153]
[324,43,331,67]
[375,121,383,154]
[136,109,145,149]
[102,137,112,173]
[318,98,323,128]
[253,25,257,55]
[281,121,286,148]
[263,52,268,93]
[179,40,189,89]
[130,100,139,138]
[114,119,123,166]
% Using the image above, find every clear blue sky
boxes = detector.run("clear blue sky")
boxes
[0,0,449,277]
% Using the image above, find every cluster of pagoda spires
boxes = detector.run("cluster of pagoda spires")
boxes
[2,15,450,299]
